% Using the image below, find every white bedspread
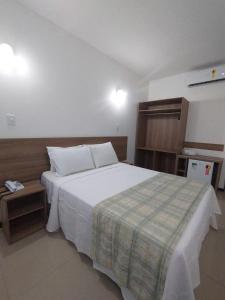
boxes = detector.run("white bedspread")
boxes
[42,163,221,300]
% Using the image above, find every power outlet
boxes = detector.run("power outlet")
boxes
[6,113,16,126]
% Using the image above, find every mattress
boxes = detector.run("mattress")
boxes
[42,163,221,300]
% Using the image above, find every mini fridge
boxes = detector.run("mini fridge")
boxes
[187,159,214,184]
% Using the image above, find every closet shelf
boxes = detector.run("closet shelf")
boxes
[143,112,180,118]
[136,146,179,154]
[139,108,181,114]
[8,202,45,221]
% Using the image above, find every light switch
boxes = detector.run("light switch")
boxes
[6,113,16,126]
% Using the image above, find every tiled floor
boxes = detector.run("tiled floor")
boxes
[194,191,225,300]
[0,192,224,300]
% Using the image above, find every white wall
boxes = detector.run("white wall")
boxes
[0,0,142,161]
[148,71,225,188]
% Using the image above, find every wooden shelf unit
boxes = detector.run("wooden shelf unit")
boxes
[136,146,179,154]
[175,154,223,190]
[135,98,189,174]
[0,180,47,244]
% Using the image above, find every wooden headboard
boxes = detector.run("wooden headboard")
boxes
[0,136,127,187]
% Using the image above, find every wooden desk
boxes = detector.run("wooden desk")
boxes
[175,154,223,190]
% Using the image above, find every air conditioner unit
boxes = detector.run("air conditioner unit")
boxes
[188,64,225,87]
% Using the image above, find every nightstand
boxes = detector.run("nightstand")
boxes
[0,180,47,244]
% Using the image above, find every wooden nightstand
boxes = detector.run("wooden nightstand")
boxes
[0,180,47,244]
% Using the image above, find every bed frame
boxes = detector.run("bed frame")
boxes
[0,136,127,187]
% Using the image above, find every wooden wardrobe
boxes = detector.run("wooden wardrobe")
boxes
[135,97,189,174]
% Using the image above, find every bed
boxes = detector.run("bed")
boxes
[42,162,221,300]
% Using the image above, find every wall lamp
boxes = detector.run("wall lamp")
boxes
[0,43,29,76]
[110,88,128,109]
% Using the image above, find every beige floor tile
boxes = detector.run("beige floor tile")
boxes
[2,246,54,300]
[195,274,225,300]
[194,285,204,300]
[217,191,225,202]
[0,229,46,258]
[0,270,9,300]
[0,230,76,300]
[217,214,225,231]
[199,228,225,287]
[18,253,123,300]
[30,231,77,268]
[217,197,225,231]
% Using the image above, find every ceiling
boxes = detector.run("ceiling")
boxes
[16,0,225,79]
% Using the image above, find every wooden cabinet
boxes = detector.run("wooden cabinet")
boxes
[0,180,47,244]
[135,98,189,174]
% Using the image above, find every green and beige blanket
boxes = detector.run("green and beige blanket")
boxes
[92,173,209,300]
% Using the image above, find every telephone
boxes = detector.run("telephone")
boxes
[5,180,24,193]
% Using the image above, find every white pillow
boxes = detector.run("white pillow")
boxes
[46,147,61,172]
[48,145,95,176]
[89,142,118,168]
[46,145,83,172]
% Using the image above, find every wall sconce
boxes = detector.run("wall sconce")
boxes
[0,44,15,75]
[110,89,127,109]
[0,43,29,76]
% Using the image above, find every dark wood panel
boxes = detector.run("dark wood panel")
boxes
[155,152,177,174]
[139,97,184,109]
[137,98,189,152]
[184,141,224,152]
[135,113,147,147]
[135,98,189,174]
[0,136,127,187]
[145,115,181,151]
[178,99,189,150]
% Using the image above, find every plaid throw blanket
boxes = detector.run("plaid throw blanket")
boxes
[92,173,209,300]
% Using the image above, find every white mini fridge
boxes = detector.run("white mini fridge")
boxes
[187,159,214,184]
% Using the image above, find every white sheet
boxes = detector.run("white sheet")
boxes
[42,163,221,300]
